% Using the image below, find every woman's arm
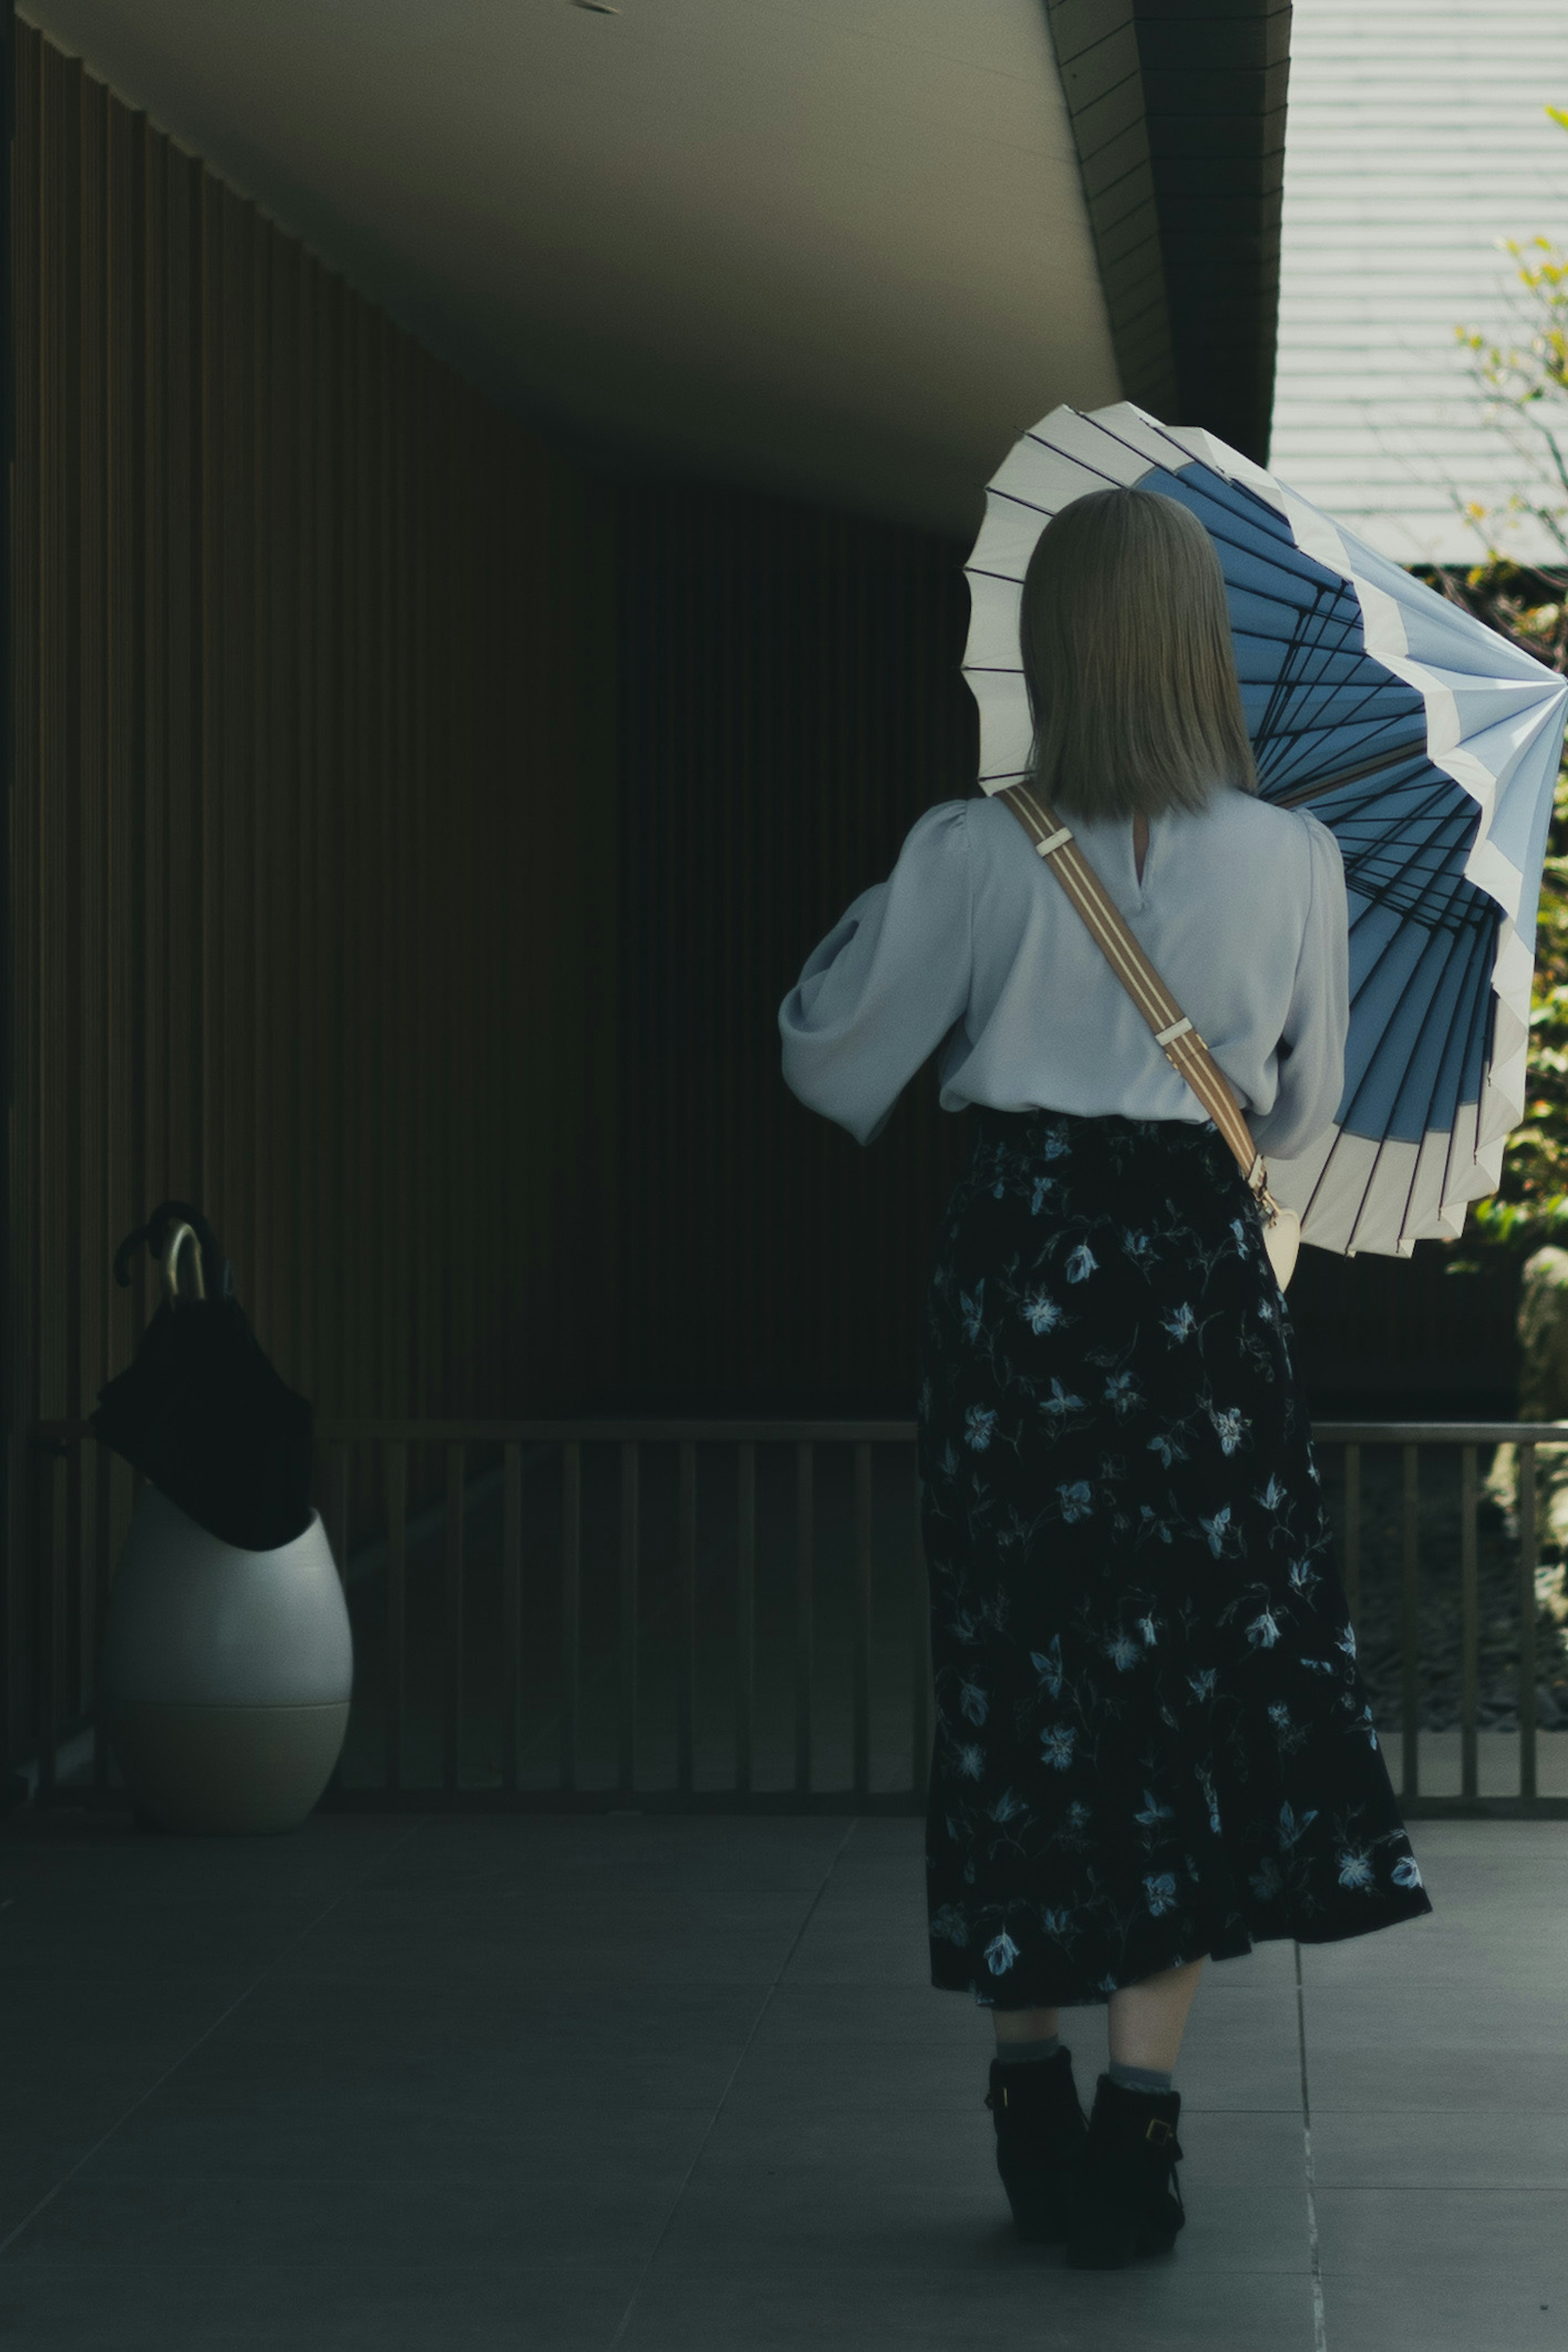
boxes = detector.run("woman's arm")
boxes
[778,800,971,1146]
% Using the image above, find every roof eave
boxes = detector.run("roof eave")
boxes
[1044,0,1291,466]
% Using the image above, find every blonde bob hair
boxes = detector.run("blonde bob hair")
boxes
[1018,484,1258,822]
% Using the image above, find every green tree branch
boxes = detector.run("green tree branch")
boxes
[1432,105,1568,1267]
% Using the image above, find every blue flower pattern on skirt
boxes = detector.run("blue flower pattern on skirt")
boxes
[918,1107,1434,2009]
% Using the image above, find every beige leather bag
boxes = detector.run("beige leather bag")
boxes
[997,782,1301,1292]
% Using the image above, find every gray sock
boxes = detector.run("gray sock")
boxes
[1109,2058,1174,2094]
[995,2032,1061,2064]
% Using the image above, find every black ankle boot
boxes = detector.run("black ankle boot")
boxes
[983,2045,1089,2244]
[1063,2073,1186,2268]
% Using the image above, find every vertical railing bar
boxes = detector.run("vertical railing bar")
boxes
[327,1444,350,1600]
[501,1441,522,1796]
[64,1433,82,1784]
[1519,1440,1538,1803]
[795,1441,813,1797]
[33,1441,58,1802]
[321,1440,349,1801]
[443,1441,465,1796]
[853,1441,872,1802]
[560,1441,581,1792]
[618,1440,639,1797]
[736,1442,755,1796]
[912,1450,931,1799]
[677,1440,696,1797]
[120,1470,146,1792]
[385,1440,407,1794]
[1342,1441,1361,1629]
[77,1441,94,1722]
[1460,1443,1478,1802]
[91,1439,112,1790]
[1402,1443,1420,1802]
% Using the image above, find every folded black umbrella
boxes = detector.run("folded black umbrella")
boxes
[88,1199,316,1552]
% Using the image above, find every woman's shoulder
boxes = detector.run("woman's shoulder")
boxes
[1231,791,1345,879]
[1192,784,1300,834]
[1162,789,1341,916]
[1183,786,1336,861]
[901,797,971,852]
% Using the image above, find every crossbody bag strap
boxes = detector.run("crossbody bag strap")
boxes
[996,781,1281,1218]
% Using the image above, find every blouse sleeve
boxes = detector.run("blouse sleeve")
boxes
[1248,809,1350,1159]
[778,800,972,1147]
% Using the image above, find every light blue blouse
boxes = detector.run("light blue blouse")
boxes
[778,784,1349,1158]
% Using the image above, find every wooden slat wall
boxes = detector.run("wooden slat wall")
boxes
[600,485,982,1415]
[5,21,618,1762]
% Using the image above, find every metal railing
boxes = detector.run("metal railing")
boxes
[1316,1422,1561,1813]
[19,1417,1568,1819]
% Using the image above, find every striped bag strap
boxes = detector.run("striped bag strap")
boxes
[996,781,1279,1216]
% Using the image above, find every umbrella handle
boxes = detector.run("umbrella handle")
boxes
[161,1221,207,1307]
[112,1200,234,1300]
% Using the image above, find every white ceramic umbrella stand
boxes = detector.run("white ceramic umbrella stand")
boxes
[102,1483,353,1834]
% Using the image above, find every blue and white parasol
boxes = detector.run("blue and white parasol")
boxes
[962,401,1568,1258]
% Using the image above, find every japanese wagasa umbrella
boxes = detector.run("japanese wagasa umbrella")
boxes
[963,400,1568,1258]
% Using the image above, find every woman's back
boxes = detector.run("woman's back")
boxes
[960,782,1348,1157]
[778,782,1348,1161]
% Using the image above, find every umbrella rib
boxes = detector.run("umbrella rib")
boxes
[1274,741,1445,804]
[1374,921,1482,1150]
[1260,597,1401,790]
[1342,904,1493,1102]
[1287,668,1416,750]
[1337,1127,1388,1256]
[1090,421,1297,544]
[1285,670,1421,759]
[1388,1127,1427,1252]
[1013,428,1343,613]
[1335,912,1486,1152]
[1014,440,1151,502]
[1259,713,1419,798]
[1257,584,1337,744]
[1343,882,1490,1042]
[1333,778,1485,920]
[1257,592,1385,789]
[1295,1127,1358,1238]
[1251,712,1414,743]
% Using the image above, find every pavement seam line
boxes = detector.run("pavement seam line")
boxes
[1295,1938,1329,2352]
[603,1813,866,2349]
[0,1811,433,2259]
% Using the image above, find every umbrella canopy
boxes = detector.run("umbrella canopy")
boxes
[962,401,1568,1257]
[88,1200,316,1552]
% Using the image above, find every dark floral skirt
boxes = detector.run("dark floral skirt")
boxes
[916,1104,1434,2010]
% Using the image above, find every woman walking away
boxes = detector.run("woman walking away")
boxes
[777,485,1433,2271]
